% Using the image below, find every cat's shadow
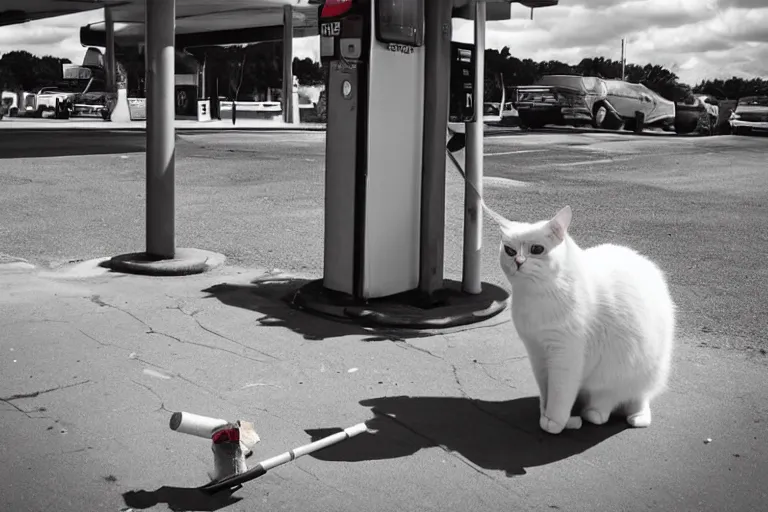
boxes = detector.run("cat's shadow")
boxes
[306,395,628,476]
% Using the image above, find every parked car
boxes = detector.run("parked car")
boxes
[71,91,112,119]
[729,96,768,135]
[513,75,675,132]
[602,79,675,132]
[33,86,77,118]
[675,94,719,135]
[1,90,19,117]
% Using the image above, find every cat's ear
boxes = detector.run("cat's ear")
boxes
[549,206,572,240]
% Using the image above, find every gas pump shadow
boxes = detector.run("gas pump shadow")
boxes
[201,277,432,342]
[305,395,628,477]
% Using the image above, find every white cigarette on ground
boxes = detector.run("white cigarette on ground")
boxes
[170,411,230,439]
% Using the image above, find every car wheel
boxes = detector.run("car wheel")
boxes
[9,107,18,117]
[674,117,697,134]
[734,126,751,136]
[520,119,543,131]
[594,104,622,130]
[593,105,607,127]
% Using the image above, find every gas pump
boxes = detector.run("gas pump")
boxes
[320,0,425,300]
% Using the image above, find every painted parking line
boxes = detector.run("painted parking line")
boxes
[484,149,548,156]
[552,158,615,166]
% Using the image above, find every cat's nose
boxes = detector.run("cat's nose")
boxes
[515,256,526,269]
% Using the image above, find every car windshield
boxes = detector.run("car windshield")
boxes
[41,81,86,94]
[738,96,768,106]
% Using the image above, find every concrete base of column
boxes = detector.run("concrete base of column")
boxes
[107,248,226,276]
[291,279,508,330]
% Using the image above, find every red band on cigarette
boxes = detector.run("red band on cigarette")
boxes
[212,428,240,444]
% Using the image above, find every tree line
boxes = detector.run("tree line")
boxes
[484,47,767,102]
[0,51,72,90]
[2,45,766,102]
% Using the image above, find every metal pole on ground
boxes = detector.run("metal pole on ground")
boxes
[145,0,176,259]
[105,7,116,94]
[462,0,485,295]
[282,5,294,124]
[419,0,453,299]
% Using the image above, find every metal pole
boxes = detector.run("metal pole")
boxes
[200,54,206,99]
[419,0,453,299]
[104,6,116,93]
[145,0,176,259]
[282,5,294,124]
[621,38,626,81]
[462,0,485,295]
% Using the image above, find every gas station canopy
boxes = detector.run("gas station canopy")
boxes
[1,0,557,46]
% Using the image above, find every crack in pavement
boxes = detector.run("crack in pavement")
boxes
[472,359,523,390]
[170,304,282,361]
[89,295,270,365]
[370,407,506,485]
[447,365,550,452]
[78,329,172,373]
[451,364,469,398]
[1,380,91,402]
[77,328,134,353]
[393,339,444,360]
[439,317,511,339]
[130,379,173,414]
[146,328,268,365]
[0,380,91,420]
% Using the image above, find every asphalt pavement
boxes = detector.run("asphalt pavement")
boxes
[0,126,766,512]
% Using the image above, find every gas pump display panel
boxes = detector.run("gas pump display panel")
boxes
[375,0,424,47]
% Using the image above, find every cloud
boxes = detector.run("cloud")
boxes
[717,0,766,8]
[0,10,103,62]
[1,1,767,85]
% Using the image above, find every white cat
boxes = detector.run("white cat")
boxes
[498,206,675,435]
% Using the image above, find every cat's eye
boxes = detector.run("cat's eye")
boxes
[530,244,545,255]
[504,246,517,257]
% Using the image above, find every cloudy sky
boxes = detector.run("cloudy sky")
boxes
[0,0,765,85]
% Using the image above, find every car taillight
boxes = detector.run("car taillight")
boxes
[321,0,352,18]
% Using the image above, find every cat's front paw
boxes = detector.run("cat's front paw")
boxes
[540,415,582,434]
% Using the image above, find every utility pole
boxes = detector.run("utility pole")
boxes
[621,38,626,81]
